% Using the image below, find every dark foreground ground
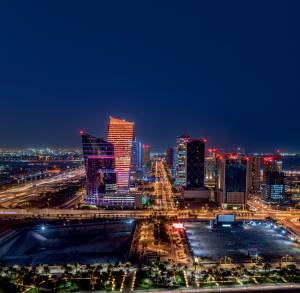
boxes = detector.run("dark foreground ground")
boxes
[0,218,136,265]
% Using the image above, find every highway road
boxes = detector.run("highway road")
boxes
[248,196,300,238]
[154,159,175,210]
[0,207,298,221]
[0,167,85,208]
[134,284,300,293]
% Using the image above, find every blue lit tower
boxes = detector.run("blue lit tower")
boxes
[81,130,117,205]
[131,139,142,172]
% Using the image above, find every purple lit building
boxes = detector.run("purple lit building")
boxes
[81,131,117,205]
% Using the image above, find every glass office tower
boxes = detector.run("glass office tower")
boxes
[81,131,117,204]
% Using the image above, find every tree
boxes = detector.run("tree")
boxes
[263,263,272,273]
[286,264,297,275]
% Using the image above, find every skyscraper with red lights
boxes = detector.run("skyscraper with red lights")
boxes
[107,117,135,190]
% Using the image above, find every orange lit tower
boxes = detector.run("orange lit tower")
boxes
[107,117,135,190]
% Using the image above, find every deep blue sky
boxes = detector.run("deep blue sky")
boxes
[0,1,300,152]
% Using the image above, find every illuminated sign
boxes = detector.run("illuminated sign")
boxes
[172,223,184,229]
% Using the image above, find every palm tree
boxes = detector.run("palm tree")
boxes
[89,275,97,291]
[236,264,246,277]
[286,264,297,275]
[16,273,24,290]
[107,264,113,274]
[49,274,58,292]
[263,262,272,273]
[43,265,50,275]
[96,264,103,273]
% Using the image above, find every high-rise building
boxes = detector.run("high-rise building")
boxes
[186,139,206,189]
[262,156,285,201]
[131,139,142,172]
[183,138,210,206]
[216,154,248,209]
[142,144,151,168]
[247,156,260,194]
[205,148,219,189]
[175,135,191,187]
[107,117,135,190]
[166,147,174,172]
[81,131,117,205]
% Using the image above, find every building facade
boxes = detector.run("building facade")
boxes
[247,156,261,194]
[205,148,221,189]
[175,135,191,187]
[142,144,151,168]
[107,117,135,190]
[205,157,217,188]
[216,155,248,209]
[131,139,142,172]
[186,139,206,189]
[262,156,285,201]
[166,147,174,172]
[81,131,117,205]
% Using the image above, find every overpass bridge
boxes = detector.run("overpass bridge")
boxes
[0,208,299,240]
[0,208,272,221]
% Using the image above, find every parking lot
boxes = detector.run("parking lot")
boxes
[185,221,300,262]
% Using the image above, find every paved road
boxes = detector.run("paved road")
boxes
[133,284,300,293]
[153,160,174,210]
[0,168,84,208]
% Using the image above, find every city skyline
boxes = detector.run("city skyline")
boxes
[1,1,300,151]
[1,114,300,154]
[1,2,300,292]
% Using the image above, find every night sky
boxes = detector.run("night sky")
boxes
[1,1,300,152]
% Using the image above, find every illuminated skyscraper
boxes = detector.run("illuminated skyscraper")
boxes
[175,135,191,187]
[205,148,219,189]
[131,139,142,172]
[142,144,151,168]
[262,156,285,201]
[186,139,206,189]
[107,117,135,190]
[81,131,117,205]
[182,138,211,205]
[216,154,248,209]
[247,156,261,194]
